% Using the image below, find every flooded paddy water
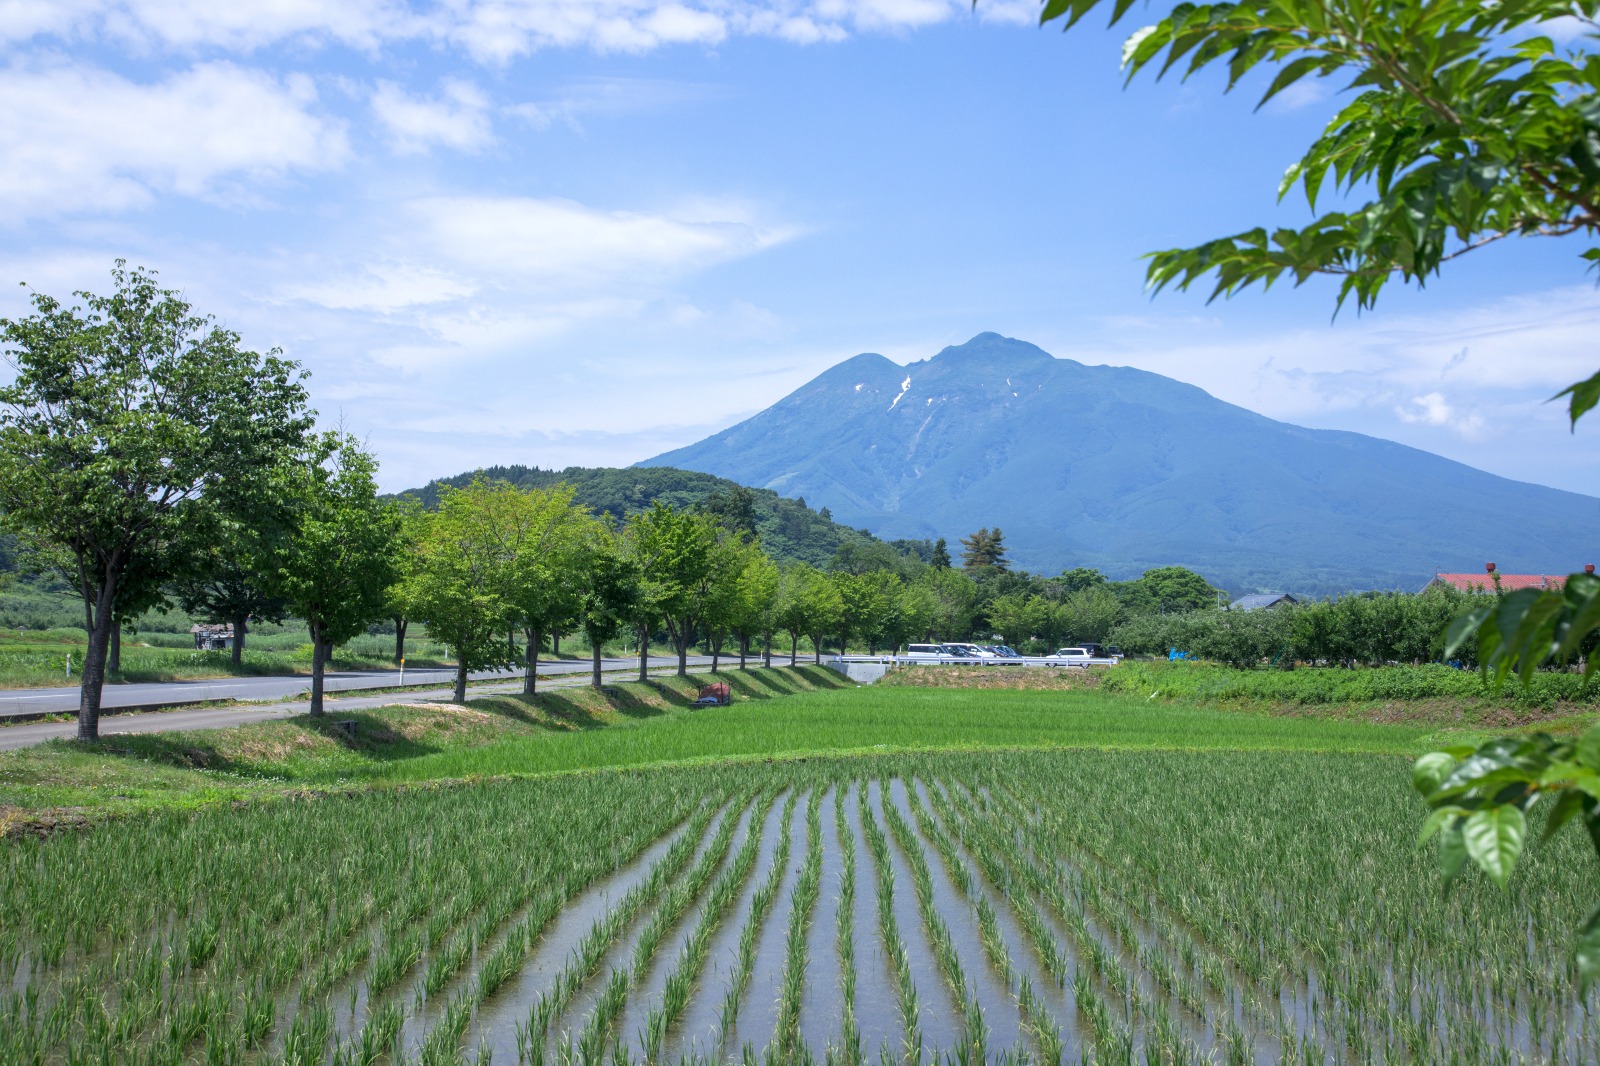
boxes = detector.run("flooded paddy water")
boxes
[4,751,1598,1065]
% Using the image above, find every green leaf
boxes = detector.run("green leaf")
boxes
[1438,817,1469,885]
[1577,723,1600,770]
[1577,905,1600,994]
[1417,805,1466,845]
[1412,751,1456,796]
[1463,805,1526,888]
[1542,788,1588,842]
[1552,370,1600,430]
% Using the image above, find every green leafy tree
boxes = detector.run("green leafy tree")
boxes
[1038,0,1600,328]
[383,500,425,664]
[0,262,313,739]
[497,482,588,694]
[699,530,756,671]
[573,522,639,688]
[959,527,1010,573]
[172,545,288,669]
[929,537,952,569]
[404,477,527,704]
[836,570,901,654]
[916,566,980,642]
[896,580,939,649]
[625,502,718,678]
[1056,585,1124,646]
[987,591,1051,650]
[278,435,400,715]
[731,547,781,668]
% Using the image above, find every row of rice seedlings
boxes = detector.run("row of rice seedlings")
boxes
[715,790,802,1048]
[774,789,825,1059]
[979,750,1600,1064]
[834,784,862,1066]
[856,781,925,1065]
[985,758,1401,1056]
[2,772,716,1066]
[875,784,986,1061]
[979,779,1238,1055]
[515,796,731,1063]
[338,809,722,1066]
[987,776,1289,1065]
[333,808,704,1066]
[573,795,752,1057]
[905,780,1063,1065]
[645,791,781,1062]
[929,778,1147,1064]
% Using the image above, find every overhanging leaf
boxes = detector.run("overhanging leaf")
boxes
[1463,804,1526,888]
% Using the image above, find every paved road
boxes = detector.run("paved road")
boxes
[0,657,723,751]
[0,655,712,718]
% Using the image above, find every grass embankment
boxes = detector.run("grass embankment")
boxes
[885,662,1600,730]
[0,662,1510,830]
[0,666,851,825]
[0,627,692,688]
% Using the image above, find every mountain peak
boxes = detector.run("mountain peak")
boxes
[641,334,1599,593]
[923,332,1056,369]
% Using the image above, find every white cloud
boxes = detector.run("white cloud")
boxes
[0,59,348,219]
[407,194,794,287]
[266,193,797,375]
[3,0,1012,60]
[371,78,493,153]
[1395,391,1484,435]
[276,261,478,313]
[0,0,414,51]
[507,75,723,132]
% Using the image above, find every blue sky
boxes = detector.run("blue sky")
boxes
[2,0,1597,496]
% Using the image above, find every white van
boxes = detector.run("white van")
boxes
[904,644,950,662]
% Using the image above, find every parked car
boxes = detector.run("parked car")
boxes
[1045,647,1094,666]
[905,643,954,662]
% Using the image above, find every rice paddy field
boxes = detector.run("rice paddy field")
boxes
[2,744,1594,1065]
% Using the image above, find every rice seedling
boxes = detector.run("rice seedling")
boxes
[715,790,802,1047]
[775,789,824,1058]
[5,750,1597,1065]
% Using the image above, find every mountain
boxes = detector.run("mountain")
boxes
[641,332,1600,593]
[396,464,928,568]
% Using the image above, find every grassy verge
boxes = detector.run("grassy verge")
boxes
[3,659,1577,832]
[0,666,850,824]
[884,663,1600,731]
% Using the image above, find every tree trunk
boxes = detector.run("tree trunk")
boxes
[712,640,720,674]
[669,620,691,678]
[309,629,327,717]
[453,661,468,704]
[393,617,407,663]
[812,635,822,664]
[552,631,561,657]
[108,622,121,674]
[591,632,604,689]
[762,631,772,669]
[789,631,798,667]
[637,624,650,683]
[524,628,542,695]
[231,612,247,668]
[738,633,747,671]
[77,573,117,741]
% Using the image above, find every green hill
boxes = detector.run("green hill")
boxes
[398,464,926,568]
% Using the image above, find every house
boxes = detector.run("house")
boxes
[1425,563,1594,594]
[1227,593,1299,611]
[191,623,235,650]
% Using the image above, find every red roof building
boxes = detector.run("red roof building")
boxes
[1426,563,1593,594]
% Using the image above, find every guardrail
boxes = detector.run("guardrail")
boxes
[830,655,1120,668]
